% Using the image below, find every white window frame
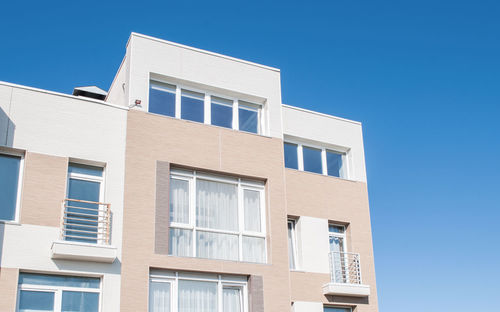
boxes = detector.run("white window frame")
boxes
[16,274,102,312]
[0,151,24,224]
[149,271,248,312]
[169,169,267,263]
[284,139,350,179]
[287,219,299,270]
[148,79,264,135]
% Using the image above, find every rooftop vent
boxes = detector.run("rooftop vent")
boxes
[72,86,107,101]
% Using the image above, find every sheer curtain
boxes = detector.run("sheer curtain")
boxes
[243,190,261,232]
[196,179,238,231]
[242,236,265,263]
[329,236,345,283]
[196,231,238,261]
[170,179,189,223]
[149,281,171,312]
[169,228,192,257]
[287,222,296,269]
[178,280,217,312]
[223,287,242,312]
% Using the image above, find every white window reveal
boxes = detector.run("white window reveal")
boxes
[148,80,263,135]
[169,169,266,263]
[17,273,101,312]
[149,271,248,312]
[0,152,23,222]
[283,141,348,179]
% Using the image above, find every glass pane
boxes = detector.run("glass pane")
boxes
[196,231,239,261]
[211,97,233,129]
[223,287,242,312]
[19,290,54,312]
[170,179,189,224]
[326,151,344,178]
[149,281,171,312]
[19,273,100,288]
[181,90,204,123]
[61,291,99,312]
[287,221,295,269]
[196,179,238,231]
[324,308,351,312]
[168,228,192,257]
[328,224,345,234]
[0,154,20,221]
[329,236,344,253]
[302,146,322,174]
[283,143,298,169]
[66,179,101,243]
[238,102,259,134]
[242,236,265,263]
[149,81,176,117]
[178,280,217,312]
[68,163,103,177]
[243,190,261,232]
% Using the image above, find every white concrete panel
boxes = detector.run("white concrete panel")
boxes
[292,301,323,312]
[282,105,367,182]
[296,216,330,274]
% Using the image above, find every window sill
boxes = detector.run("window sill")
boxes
[322,282,370,297]
[0,220,21,226]
[51,241,117,263]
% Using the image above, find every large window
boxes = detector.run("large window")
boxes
[149,271,247,312]
[329,224,347,283]
[17,273,100,312]
[283,141,348,179]
[287,219,299,270]
[148,80,263,134]
[169,169,266,263]
[0,153,22,222]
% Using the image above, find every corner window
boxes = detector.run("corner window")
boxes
[150,271,247,312]
[181,90,205,123]
[287,219,298,270]
[238,101,261,134]
[169,169,266,263]
[0,153,22,222]
[17,273,100,312]
[211,96,233,129]
[149,81,176,117]
[326,150,346,178]
[283,143,298,169]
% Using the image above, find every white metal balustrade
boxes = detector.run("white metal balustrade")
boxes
[329,251,362,284]
[60,198,111,245]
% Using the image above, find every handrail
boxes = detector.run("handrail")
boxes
[329,251,362,284]
[60,198,111,245]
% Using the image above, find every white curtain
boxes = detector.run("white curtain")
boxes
[196,179,238,231]
[169,228,192,257]
[287,222,295,269]
[178,280,217,312]
[196,230,238,261]
[242,236,265,263]
[149,281,171,312]
[329,236,345,283]
[223,287,242,312]
[170,179,189,224]
[243,190,261,232]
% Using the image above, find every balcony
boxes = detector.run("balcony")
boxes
[51,199,117,263]
[322,251,370,297]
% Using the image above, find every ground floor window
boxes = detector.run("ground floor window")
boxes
[17,273,101,312]
[324,307,352,312]
[149,270,247,312]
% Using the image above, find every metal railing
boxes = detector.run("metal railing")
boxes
[60,199,111,245]
[329,251,362,284]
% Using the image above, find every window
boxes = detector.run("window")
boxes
[0,153,22,222]
[181,90,205,123]
[324,307,352,312]
[283,141,348,179]
[17,273,100,312]
[287,219,298,270]
[169,169,266,263]
[149,271,247,312]
[65,163,104,243]
[283,143,298,169]
[238,101,260,134]
[211,96,233,129]
[149,81,176,117]
[329,224,347,283]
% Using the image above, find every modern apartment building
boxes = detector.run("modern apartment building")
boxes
[0,33,378,312]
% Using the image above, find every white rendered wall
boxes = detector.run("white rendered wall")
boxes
[112,33,283,138]
[296,216,330,274]
[0,82,127,311]
[282,104,368,183]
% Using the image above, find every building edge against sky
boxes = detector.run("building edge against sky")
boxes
[0,32,378,312]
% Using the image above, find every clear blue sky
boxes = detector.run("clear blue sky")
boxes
[1,1,499,311]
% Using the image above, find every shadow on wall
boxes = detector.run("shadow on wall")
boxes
[0,104,15,147]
